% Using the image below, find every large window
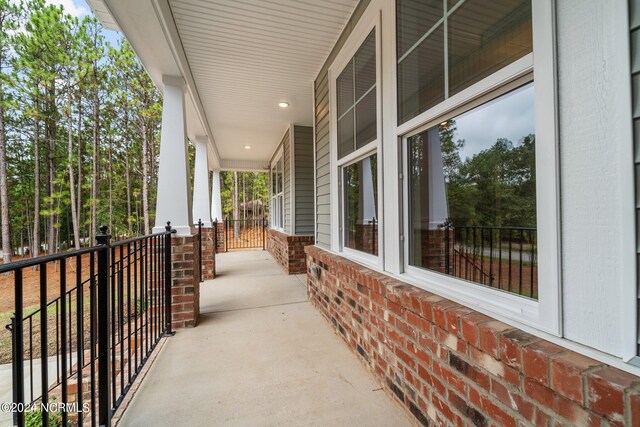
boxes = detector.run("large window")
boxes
[397,0,533,124]
[407,83,537,298]
[337,30,377,159]
[331,20,380,263]
[397,0,561,332]
[270,154,284,230]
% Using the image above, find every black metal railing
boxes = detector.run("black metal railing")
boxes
[442,224,537,298]
[4,222,175,427]
[223,218,266,251]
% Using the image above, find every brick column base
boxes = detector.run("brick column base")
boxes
[200,226,216,280]
[171,232,200,328]
[266,228,314,274]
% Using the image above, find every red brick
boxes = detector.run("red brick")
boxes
[499,329,539,370]
[420,294,444,324]
[432,300,459,331]
[586,367,637,424]
[550,352,601,404]
[445,306,473,336]
[522,340,565,386]
[552,393,601,427]
[460,312,491,347]
[433,362,467,396]
[478,320,513,359]
[434,326,468,355]
[406,310,430,333]
[630,389,640,427]
[418,364,446,396]
[490,378,535,419]
[469,346,519,387]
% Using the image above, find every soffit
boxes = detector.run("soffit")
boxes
[168,0,358,162]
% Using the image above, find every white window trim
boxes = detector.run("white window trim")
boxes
[270,148,285,232]
[329,3,384,271]
[393,0,562,335]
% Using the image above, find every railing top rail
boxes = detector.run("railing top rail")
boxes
[111,230,172,248]
[0,245,100,274]
[0,230,172,273]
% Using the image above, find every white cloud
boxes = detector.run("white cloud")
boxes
[9,0,90,18]
[45,0,90,18]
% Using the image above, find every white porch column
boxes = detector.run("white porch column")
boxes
[359,156,377,223]
[427,127,448,229]
[192,136,212,227]
[211,170,223,222]
[153,76,193,236]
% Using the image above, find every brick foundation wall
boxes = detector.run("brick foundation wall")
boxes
[305,245,640,426]
[200,226,215,280]
[170,232,200,328]
[266,228,314,274]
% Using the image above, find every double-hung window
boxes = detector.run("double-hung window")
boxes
[396,0,559,332]
[271,153,284,230]
[330,15,382,267]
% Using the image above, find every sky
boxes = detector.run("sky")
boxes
[454,83,535,161]
[12,0,123,47]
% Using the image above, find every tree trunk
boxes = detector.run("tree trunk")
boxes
[108,135,112,233]
[33,117,40,257]
[233,171,239,238]
[124,110,132,234]
[0,92,12,262]
[141,120,150,234]
[77,100,82,244]
[91,69,99,241]
[67,86,80,249]
[46,87,55,255]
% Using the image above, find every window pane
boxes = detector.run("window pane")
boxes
[356,90,377,149]
[407,83,537,298]
[277,157,283,193]
[337,61,354,118]
[396,0,443,58]
[355,31,376,99]
[344,154,378,256]
[338,111,354,159]
[448,0,532,97]
[271,169,276,194]
[398,24,445,124]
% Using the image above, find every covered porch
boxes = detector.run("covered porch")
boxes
[115,250,409,426]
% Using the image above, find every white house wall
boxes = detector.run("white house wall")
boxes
[557,0,635,357]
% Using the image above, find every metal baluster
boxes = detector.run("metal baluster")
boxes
[96,226,112,427]
[40,263,49,427]
[13,269,25,427]
[60,260,68,426]
[75,255,84,427]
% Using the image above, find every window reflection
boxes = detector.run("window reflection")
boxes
[407,84,538,298]
[344,154,378,255]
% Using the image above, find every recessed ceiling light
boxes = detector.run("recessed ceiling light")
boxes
[244,145,252,149]
[278,102,289,108]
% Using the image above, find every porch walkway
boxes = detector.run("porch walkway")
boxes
[118,250,411,426]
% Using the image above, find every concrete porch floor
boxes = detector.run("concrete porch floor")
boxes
[118,250,411,426]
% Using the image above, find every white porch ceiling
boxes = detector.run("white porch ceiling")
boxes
[168,0,358,163]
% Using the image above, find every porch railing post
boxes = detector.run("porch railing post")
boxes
[213,219,218,254]
[165,222,176,336]
[262,217,266,250]
[96,226,111,427]
[225,218,229,253]
[12,268,24,427]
